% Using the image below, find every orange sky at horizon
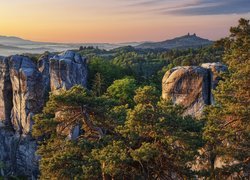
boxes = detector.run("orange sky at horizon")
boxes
[0,0,249,43]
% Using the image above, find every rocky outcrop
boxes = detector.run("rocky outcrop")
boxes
[0,128,38,178]
[0,57,13,126]
[37,53,54,96]
[0,50,88,178]
[162,62,227,117]
[9,55,44,135]
[50,51,87,93]
[201,62,227,104]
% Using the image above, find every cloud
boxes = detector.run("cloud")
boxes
[163,0,250,15]
[120,0,250,16]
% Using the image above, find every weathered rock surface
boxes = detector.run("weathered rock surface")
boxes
[0,128,38,178]
[162,63,227,117]
[162,66,210,117]
[0,50,88,178]
[201,62,227,104]
[0,57,13,126]
[37,53,54,96]
[50,50,87,93]
[201,62,227,88]
[9,55,44,135]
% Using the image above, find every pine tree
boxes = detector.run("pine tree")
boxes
[92,72,103,96]
[203,18,250,179]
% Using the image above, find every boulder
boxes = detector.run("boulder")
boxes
[162,66,210,117]
[0,57,13,125]
[49,50,87,93]
[162,63,227,117]
[9,55,44,135]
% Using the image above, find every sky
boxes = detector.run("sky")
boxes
[0,0,249,43]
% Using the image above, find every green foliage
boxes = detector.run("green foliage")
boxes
[91,72,103,96]
[92,141,131,178]
[88,56,127,94]
[32,19,246,180]
[106,77,137,105]
[86,44,222,93]
[202,18,250,179]
[34,85,203,179]
[130,142,159,162]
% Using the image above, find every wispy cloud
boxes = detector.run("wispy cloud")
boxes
[164,0,250,15]
[119,0,250,15]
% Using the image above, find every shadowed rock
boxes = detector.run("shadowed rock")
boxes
[0,129,38,178]
[201,62,227,105]
[0,57,13,126]
[37,53,54,97]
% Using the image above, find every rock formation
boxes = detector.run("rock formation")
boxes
[9,55,44,135]
[162,62,227,118]
[0,50,87,178]
[37,53,54,96]
[49,51,87,93]
[201,62,227,104]
[0,130,38,178]
[0,57,12,126]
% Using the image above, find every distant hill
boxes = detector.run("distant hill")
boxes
[0,35,39,46]
[0,35,140,56]
[0,34,213,56]
[136,34,213,50]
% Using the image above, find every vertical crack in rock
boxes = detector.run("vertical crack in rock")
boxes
[206,69,212,105]
[18,58,23,134]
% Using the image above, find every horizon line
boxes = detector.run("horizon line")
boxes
[0,33,217,44]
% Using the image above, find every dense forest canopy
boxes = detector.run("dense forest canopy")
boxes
[32,18,249,179]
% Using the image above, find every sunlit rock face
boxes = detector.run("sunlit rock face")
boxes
[162,66,210,118]
[49,50,87,93]
[0,50,88,178]
[9,55,44,135]
[162,63,227,118]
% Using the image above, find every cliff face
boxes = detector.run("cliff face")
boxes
[0,50,87,178]
[0,58,12,126]
[162,62,227,118]
[49,50,87,92]
[9,55,44,135]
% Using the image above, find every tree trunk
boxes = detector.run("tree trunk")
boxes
[210,151,216,180]
[81,109,104,139]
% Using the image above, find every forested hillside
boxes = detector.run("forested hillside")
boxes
[31,18,249,179]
